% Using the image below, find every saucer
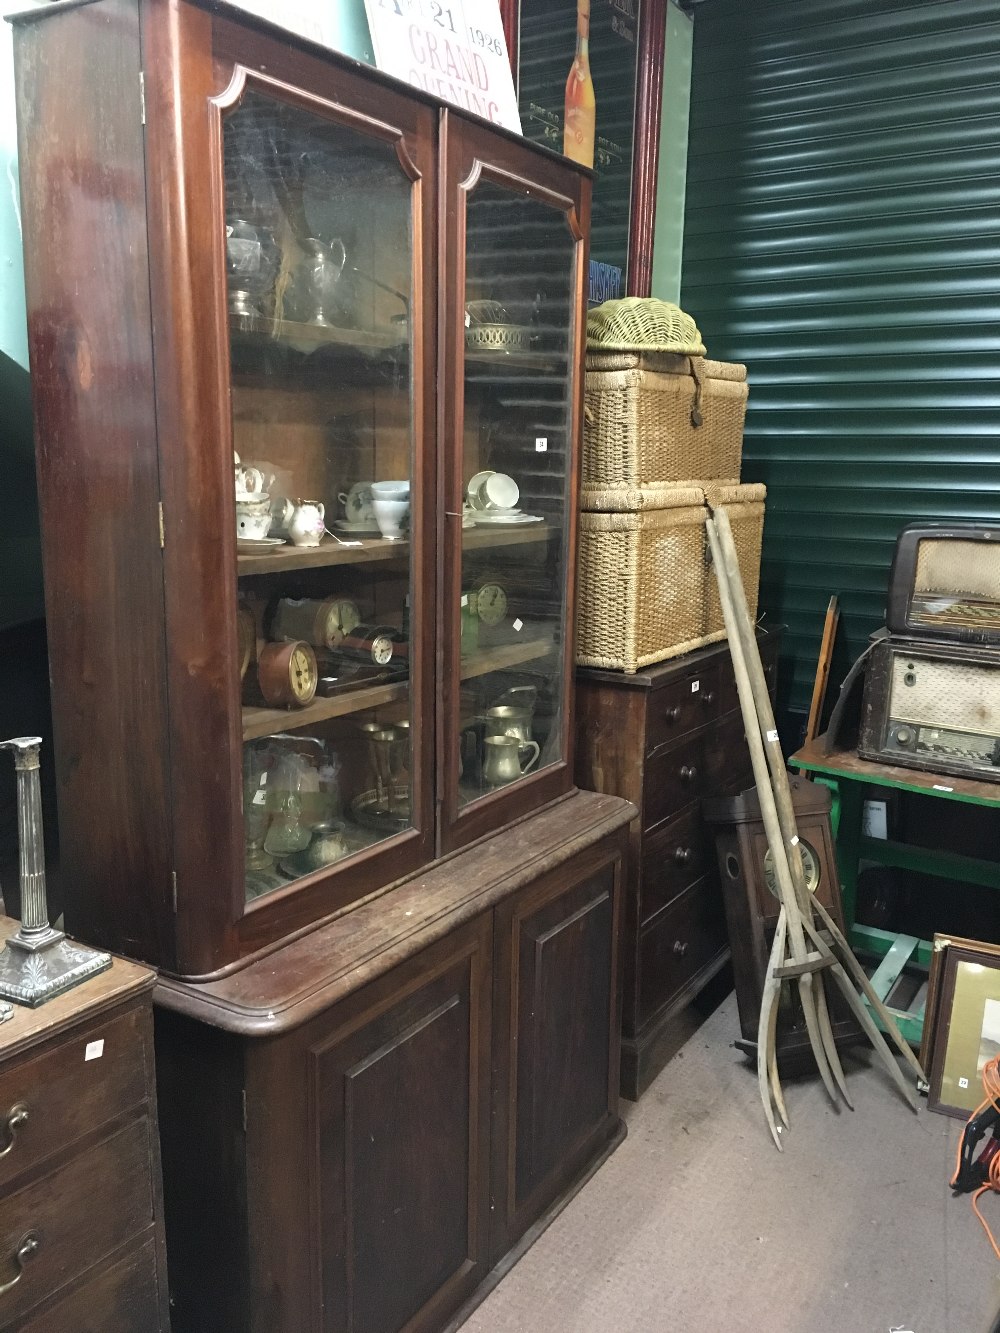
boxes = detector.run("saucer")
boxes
[237,536,285,550]
[469,512,543,526]
[334,520,380,536]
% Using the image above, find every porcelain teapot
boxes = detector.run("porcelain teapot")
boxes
[287,501,326,548]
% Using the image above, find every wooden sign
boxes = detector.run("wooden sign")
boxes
[365,0,522,133]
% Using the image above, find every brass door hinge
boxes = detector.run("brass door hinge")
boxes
[242,1089,248,1133]
[171,870,177,913]
[158,502,165,549]
[139,71,146,125]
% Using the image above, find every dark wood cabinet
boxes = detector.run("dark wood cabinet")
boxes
[11,5,634,1328]
[11,0,591,980]
[0,922,168,1331]
[576,628,781,1099]
[154,792,629,1332]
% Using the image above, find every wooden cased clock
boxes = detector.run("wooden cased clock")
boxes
[703,776,859,1068]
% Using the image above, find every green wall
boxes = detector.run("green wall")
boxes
[680,0,1000,731]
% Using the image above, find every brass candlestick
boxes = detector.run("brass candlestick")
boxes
[0,737,110,1006]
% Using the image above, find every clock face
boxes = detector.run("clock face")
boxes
[476,582,508,626]
[763,839,820,900]
[290,646,317,702]
[370,634,394,666]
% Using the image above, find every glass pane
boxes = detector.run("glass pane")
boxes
[224,89,416,903]
[457,181,577,804]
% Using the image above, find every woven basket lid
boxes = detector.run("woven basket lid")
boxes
[586,298,707,356]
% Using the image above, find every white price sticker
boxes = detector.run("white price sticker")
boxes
[460,594,469,607]
[766,729,778,743]
[691,680,700,693]
[512,618,523,632]
[933,784,954,793]
[959,1077,970,1089]
[85,1040,104,1062]
[535,437,548,452]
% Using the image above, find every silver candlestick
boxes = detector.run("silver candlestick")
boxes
[0,738,110,1006]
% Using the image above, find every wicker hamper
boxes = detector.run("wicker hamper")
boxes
[582,352,748,495]
[576,482,766,673]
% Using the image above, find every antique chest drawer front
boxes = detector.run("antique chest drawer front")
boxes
[18,1234,160,1333]
[642,731,706,833]
[0,1009,147,1191]
[646,663,721,755]
[703,710,751,797]
[640,808,711,924]
[717,636,779,718]
[638,877,728,1027]
[0,1117,153,1327]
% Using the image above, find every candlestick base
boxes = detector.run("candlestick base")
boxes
[0,936,111,1007]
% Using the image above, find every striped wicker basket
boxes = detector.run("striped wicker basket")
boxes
[583,353,748,493]
[576,483,766,673]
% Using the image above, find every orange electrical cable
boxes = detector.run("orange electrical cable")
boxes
[956,1053,1000,1260]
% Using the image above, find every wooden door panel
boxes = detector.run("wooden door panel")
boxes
[305,920,491,1333]
[492,849,623,1256]
[515,878,613,1199]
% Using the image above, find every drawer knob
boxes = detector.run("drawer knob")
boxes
[679,764,697,783]
[665,705,682,723]
[701,691,715,705]
[0,1105,28,1159]
[673,940,689,957]
[673,846,692,865]
[0,1232,39,1299]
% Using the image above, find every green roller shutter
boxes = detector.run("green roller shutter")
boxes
[680,0,1000,731]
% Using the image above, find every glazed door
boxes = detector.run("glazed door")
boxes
[143,12,437,975]
[438,112,591,854]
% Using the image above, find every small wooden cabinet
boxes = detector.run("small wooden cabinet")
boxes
[0,922,168,1330]
[576,629,781,1098]
[154,793,629,1332]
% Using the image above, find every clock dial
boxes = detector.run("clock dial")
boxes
[291,646,317,701]
[476,582,508,626]
[762,839,820,900]
[371,635,394,666]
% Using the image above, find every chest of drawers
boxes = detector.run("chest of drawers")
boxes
[576,629,780,1098]
[0,919,168,1330]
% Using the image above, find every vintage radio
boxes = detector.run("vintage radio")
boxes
[887,523,1000,644]
[858,636,1000,782]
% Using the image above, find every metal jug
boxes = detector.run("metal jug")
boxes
[481,734,540,787]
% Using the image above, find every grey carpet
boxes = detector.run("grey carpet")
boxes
[463,992,1000,1332]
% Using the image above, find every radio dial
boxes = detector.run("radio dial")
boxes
[895,726,914,747]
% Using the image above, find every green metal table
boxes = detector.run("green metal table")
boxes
[790,739,1000,1048]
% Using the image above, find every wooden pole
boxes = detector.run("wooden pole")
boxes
[711,507,851,1107]
[705,514,841,1111]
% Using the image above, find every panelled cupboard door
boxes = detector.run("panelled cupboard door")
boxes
[438,111,592,856]
[246,918,493,1333]
[141,6,439,976]
[490,850,624,1258]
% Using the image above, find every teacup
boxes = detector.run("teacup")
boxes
[236,492,272,540]
[371,480,410,500]
[472,472,518,510]
[372,497,409,541]
[338,483,374,525]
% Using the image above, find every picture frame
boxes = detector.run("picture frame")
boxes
[925,934,1000,1120]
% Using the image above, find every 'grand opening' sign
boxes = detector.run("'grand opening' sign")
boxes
[366,0,521,133]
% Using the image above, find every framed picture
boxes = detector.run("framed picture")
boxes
[925,935,1000,1119]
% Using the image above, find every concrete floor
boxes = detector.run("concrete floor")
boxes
[463,991,1000,1333]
